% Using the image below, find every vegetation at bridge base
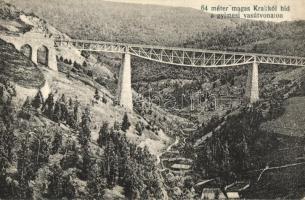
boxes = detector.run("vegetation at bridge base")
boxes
[0,80,166,199]
[187,99,305,198]
[0,20,166,197]
[243,163,305,198]
[2,0,305,198]
[193,106,277,178]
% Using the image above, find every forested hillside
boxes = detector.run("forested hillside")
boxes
[2,0,305,198]
[183,20,305,56]
[130,19,305,123]
[7,0,237,46]
[0,2,179,199]
[133,20,305,84]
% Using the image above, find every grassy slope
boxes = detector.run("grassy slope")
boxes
[261,97,305,137]
[0,0,32,33]
[7,0,237,46]
[259,66,305,137]
[42,67,173,156]
[0,38,44,88]
[0,0,188,157]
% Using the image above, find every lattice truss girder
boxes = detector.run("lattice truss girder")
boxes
[54,39,305,67]
[128,47,256,67]
[256,55,305,66]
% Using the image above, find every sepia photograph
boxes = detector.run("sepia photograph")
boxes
[0,0,305,199]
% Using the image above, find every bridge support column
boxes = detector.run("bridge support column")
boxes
[245,62,259,103]
[118,53,133,111]
[31,46,38,65]
[48,48,58,71]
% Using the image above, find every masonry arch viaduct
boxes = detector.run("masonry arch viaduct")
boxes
[1,32,57,71]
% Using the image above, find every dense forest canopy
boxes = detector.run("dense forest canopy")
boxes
[8,0,238,46]
[183,20,305,56]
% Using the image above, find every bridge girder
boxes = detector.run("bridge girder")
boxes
[54,39,305,67]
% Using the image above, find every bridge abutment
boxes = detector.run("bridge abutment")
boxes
[245,62,259,103]
[0,33,58,71]
[118,53,133,110]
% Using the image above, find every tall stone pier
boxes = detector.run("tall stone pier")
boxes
[245,62,259,103]
[118,53,133,110]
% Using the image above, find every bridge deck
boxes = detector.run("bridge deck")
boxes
[54,39,305,67]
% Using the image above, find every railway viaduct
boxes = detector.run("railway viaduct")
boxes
[1,32,58,71]
[54,39,305,110]
[4,34,305,111]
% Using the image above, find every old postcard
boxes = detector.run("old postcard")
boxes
[0,0,305,199]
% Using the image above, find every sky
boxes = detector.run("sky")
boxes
[107,0,305,22]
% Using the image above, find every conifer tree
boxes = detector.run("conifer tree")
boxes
[102,95,107,104]
[135,122,143,136]
[66,70,71,79]
[0,85,16,198]
[42,93,54,118]
[78,107,91,147]
[73,98,80,125]
[53,101,62,123]
[67,113,77,129]
[121,113,131,132]
[118,135,130,183]
[87,162,107,199]
[97,121,109,147]
[51,128,63,154]
[110,153,119,187]
[81,143,91,180]
[82,61,87,67]
[94,88,100,101]
[22,96,31,109]
[32,90,44,109]
[59,94,66,103]
[65,98,75,127]
[78,108,91,179]
[48,164,63,198]
[61,140,78,170]
[104,138,119,188]
[17,133,32,199]
[1,98,16,163]
[123,161,142,199]
[0,122,10,196]
[59,94,68,122]
[113,121,120,131]
[30,128,50,172]
[68,97,73,109]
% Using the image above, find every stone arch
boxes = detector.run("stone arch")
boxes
[20,44,32,59]
[37,45,49,66]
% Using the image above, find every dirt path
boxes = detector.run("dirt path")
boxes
[156,136,179,166]
[255,161,305,181]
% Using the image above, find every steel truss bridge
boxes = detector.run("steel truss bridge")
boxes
[54,39,305,67]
